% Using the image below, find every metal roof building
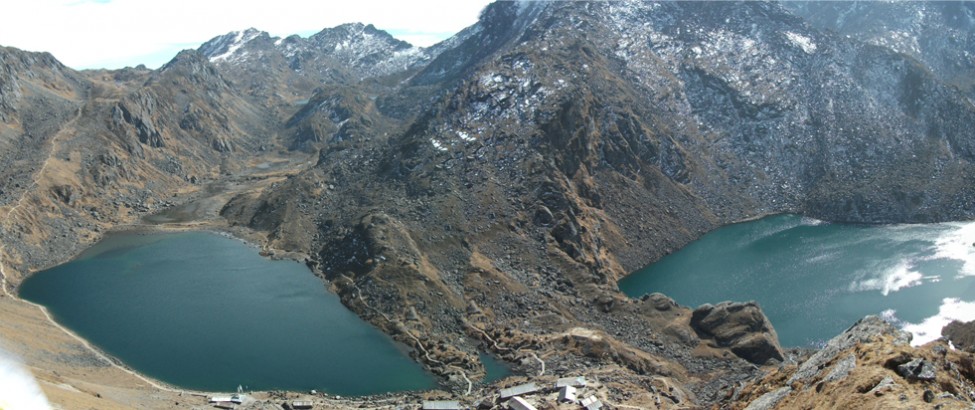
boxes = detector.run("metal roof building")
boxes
[421,400,464,410]
[558,385,577,403]
[499,382,539,399]
[581,395,603,410]
[556,376,587,388]
[289,400,313,409]
[508,396,539,410]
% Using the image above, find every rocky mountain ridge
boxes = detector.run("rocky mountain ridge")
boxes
[198,23,431,80]
[0,1,973,409]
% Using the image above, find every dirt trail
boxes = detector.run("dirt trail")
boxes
[0,90,212,407]
[0,87,88,293]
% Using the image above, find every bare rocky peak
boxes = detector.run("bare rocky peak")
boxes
[198,23,433,80]
[197,27,266,62]
[410,1,548,85]
[155,49,229,89]
[0,46,80,122]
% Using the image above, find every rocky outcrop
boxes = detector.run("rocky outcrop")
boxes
[742,386,791,410]
[789,316,911,384]
[283,85,388,151]
[691,302,784,365]
[896,357,937,382]
[112,91,164,148]
[730,316,975,409]
[943,320,975,353]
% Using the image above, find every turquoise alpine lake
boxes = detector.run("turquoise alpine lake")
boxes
[619,214,975,348]
[18,231,436,394]
[479,352,511,383]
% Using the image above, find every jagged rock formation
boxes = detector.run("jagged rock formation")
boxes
[200,24,431,80]
[943,320,975,353]
[194,24,465,152]
[1,1,974,409]
[731,316,975,409]
[691,302,785,365]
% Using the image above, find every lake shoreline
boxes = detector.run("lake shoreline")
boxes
[19,230,437,395]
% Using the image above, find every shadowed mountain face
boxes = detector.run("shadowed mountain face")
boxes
[2,1,974,408]
[249,0,974,296]
[782,1,975,99]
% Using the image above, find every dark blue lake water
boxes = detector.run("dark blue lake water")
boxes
[19,231,435,394]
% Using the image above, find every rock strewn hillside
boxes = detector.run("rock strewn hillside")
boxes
[219,0,975,405]
[0,47,287,285]
[732,316,975,410]
[783,1,975,100]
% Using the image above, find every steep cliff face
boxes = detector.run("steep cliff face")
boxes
[370,0,975,283]
[113,50,275,155]
[595,0,975,223]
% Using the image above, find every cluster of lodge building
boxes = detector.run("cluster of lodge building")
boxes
[209,395,313,409]
[423,376,603,410]
[208,376,604,409]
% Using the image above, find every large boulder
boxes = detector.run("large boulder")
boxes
[942,319,975,352]
[896,358,937,381]
[690,301,785,365]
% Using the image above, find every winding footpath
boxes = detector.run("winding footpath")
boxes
[348,281,474,395]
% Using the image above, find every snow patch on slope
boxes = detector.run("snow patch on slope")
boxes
[786,31,817,54]
[207,29,263,62]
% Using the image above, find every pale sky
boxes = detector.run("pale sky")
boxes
[0,0,493,70]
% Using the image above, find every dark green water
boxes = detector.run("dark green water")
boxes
[19,231,435,394]
[479,352,511,383]
[619,214,975,348]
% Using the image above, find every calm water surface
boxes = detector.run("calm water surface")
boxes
[479,352,511,383]
[19,231,435,394]
[619,215,975,347]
